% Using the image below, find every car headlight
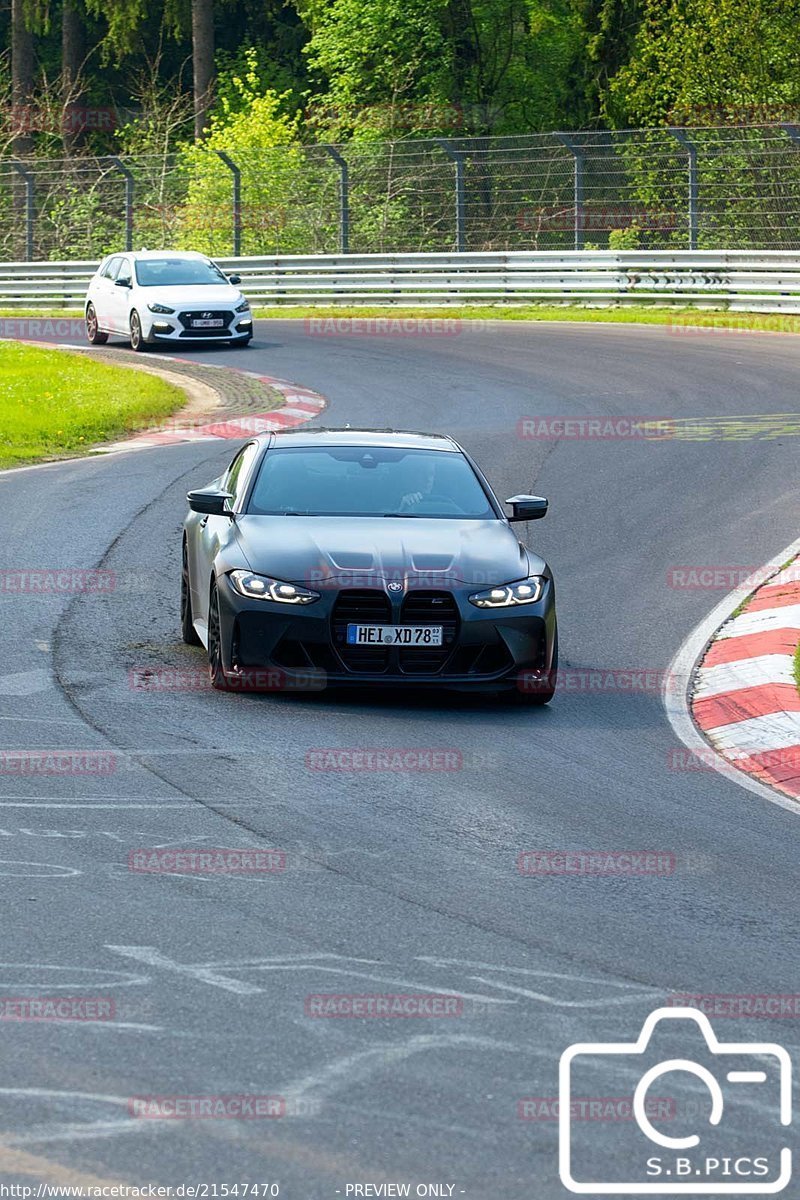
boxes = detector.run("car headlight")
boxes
[147,303,175,314]
[469,577,545,608]
[229,570,320,605]
[235,299,250,313]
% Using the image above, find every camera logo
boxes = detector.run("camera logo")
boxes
[559,1006,792,1193]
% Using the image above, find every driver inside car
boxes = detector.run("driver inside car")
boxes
[398,457,437,511]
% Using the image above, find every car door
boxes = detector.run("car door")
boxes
[188,442,263,633]
[107,256,133,333]
[92,256,123,331]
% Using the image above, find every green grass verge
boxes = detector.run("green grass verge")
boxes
[794,641,800,695]
[0,342,185,468]
[3,305,800,334]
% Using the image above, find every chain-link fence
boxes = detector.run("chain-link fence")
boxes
[3,125,800,261]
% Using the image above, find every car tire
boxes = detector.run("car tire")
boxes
[207,581,233,691]
[86,305,108,345]
[129,310,149,352]
[180,539,202,646]
[230,335,252,348]
[510,628,558,706]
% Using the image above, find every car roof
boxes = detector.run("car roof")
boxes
[103,250,210,261]
[260,429,461,452]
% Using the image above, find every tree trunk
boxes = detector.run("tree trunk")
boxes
[11,0,35,156]
[62,0,86,153]
[192,0,215,141]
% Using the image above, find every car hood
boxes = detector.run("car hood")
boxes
[234,516,544,589]
[138,285,242,307]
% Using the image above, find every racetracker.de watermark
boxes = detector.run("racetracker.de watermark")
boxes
[517,668,677,694]
[128,666,326,693]
[304,317,482,337]
[4,104,116,133]
[0,569,115,594]
[129,1095,286,1119]
[666,747,800,772]
[516,417,675,440]
[0,996,115,1021]
[305,748,463,771]
[668,313,800,336]
[667,564,800,589]
[305,993,464,1018]
[517,851,676,876]
[518,1097,677,1121]
[128,848,286,874]
[0,751,116,776]
[667,993,800,1018]
[0,319,86,341]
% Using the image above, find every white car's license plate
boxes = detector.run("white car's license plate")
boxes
[347,624,443,647]
[191,318,224,328]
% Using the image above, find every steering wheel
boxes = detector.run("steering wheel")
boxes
[413,494,464,515]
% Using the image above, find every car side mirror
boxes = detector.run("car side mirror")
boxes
[115,277,132,288]
[505,494,548,522]
[187,488,234,517]
[228,274,242,285]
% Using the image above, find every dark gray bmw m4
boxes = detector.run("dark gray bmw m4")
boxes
[182,429,558,702]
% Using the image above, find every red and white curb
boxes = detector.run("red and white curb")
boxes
[691,559,800,798]
[665,538,800,813]
[96,357,327,453]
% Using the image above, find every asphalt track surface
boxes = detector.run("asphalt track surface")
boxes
[1,320,799,1196]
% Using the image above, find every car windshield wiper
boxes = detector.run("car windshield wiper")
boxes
[381,512,423,518]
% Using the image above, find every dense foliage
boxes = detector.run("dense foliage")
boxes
[2,0,799,258]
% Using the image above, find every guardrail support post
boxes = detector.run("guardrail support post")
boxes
[105,156,134,252]
[780,123,800,149]
[9,159,34,261]
[555,133,584,250]
[216,151,242,257]
[324,145,350,254]
[436,139,466,252]
[668,128,698,250]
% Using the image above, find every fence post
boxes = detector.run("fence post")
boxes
[555,133,584,250]
[105,156,134,252]
[9,159,34,261]
[216,151,242,257]
[436,139,466,252]
[324,145,350,254]
[780,122,800,148]
[668,128,698,250]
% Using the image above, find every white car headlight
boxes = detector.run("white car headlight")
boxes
[148,303,175,314]
[469,577,545,608]
[235,299,250,313]
[229,570,319,605]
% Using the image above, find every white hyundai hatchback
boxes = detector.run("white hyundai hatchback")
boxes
[84,250,252,351]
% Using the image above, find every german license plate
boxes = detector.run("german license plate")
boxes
[191,318,224,328]
[346,624,443,647]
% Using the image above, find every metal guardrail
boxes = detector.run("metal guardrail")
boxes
[3,250,800,309]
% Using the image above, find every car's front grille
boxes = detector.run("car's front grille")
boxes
[177,310,233,337]
[398,591,459,674]
[332,590,392,673]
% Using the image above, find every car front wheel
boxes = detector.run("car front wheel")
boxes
[207,581,233,691]
[129,310,148,352]
[86,304,108,345]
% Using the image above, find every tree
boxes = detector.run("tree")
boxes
[192,0,214,139]
[602,0,800,127]
[297,0,589,137]
[62,0,86,151]
[11,0,36,154]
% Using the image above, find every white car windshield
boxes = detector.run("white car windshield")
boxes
[134,259,229,287]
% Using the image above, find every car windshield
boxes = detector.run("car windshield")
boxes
[134,258,228,287]
[246,446,496,519]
